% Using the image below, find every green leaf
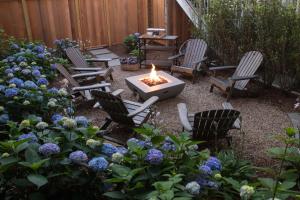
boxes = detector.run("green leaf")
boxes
[0,157,18,165]
[279,181,296,190]
[15,141,29,153]
[27,174,48,189]
[25,148,40,163]
[153,181,174,191]
[103,191,126,199]
[63,131,78,141]
[159,190,174,200]
[111,164,131,177]
[151,135,165,145]
[258,178,276,189]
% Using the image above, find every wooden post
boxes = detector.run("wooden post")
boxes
[21,0,33,41]
[104,0,112,46]
[74,0,83,49]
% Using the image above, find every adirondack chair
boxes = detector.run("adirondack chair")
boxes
[169,39,208,83]
[56,64,114,102]
[209,51,263,101]
[65,47,114,80]
[177,103,240,148]
[91,90,159,130]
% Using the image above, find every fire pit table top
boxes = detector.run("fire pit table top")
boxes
[125,71,185,101]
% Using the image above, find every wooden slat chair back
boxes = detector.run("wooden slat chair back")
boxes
[233,51,263,90]
[193,109,240,141]
[65,47,89,68]
[92,91,135,126]
[182,39,207,68]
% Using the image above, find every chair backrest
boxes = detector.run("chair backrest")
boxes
[233,51,263,90]
[56,64,85,97]
[65,47,89,68]
[192,109,240,141]
[91,90,135,126]
[181,39,207,68]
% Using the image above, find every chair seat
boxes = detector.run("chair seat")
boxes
[171,65,194,76]
[123,100,150,126]
[209,76,231,91]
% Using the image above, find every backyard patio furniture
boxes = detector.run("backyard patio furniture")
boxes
[125,70,185,101]
[65,47,114,81]
[56,64,113,102]
[209,51,263,101]
[91,90,159,130]
[169,39,208,83]
[177,103,240,148]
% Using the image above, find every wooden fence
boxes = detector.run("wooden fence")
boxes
[0,0,192,47]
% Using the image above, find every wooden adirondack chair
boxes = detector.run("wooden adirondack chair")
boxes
[209,51,263,101]
[169,39,208,83]
[91,90,159,130]
[56,64,114,101]
[65,47,114,80]
[177,103,240,148]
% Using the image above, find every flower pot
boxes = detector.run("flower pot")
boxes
[121,64,139,71]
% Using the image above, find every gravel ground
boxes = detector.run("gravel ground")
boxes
[76,45,296,167]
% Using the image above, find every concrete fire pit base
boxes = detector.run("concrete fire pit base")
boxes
[125,71,185,101]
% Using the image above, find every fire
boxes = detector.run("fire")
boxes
[149,64,160,82]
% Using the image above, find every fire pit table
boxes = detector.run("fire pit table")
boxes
[125,66,185,101]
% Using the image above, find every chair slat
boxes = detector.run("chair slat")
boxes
[66,47,89,68]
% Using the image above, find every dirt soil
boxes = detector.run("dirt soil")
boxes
[75,44,296,167]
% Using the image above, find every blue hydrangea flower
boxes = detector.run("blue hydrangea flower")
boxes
[7,56,15,62]
[117,146,128,155]
[75,116,88,127]
[127,138,146,148]
[5,88,19,97]
[199,165,213,176]
[205,157,222,171]
[37,53,45,59]
[24,81,38,89]
[18,132,38,143]
[32,69,41,77]
[69,150,88,163]
[16,56,26,62]
[8,78,24,87]
[32,66,41,71]
[11,43,19,49]
[161,139,176,151]
[12,66,20,72]
[66,107,74,115]
[51,113,63,124]
[48,87,59,94]
[145,149,164,165]
[37,78,48,86]
[0,85,6,92]
[21,69,31,75]
[88,157,109,172]
[0,114,9,124]
[185,181,201,195]
[101,143,118,157]
[33,45,44,53]
[5,68,13,74]
[39,143,60,156]
[50,64,57,70]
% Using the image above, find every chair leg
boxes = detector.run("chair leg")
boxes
[110,74,114,81]
[210,84,214,93]
[226,87,233,102]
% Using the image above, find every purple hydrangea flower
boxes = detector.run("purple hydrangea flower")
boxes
[48,87,58,94]
[0,85,6,92]
[101,143,118,157]
[75,116,88,127]
[8,78,24,87]
[24,81,38,89]
[39,143,60,156]
[205,157,222,171]
[69,150,88,163]
[117,146,128,155]
[18,132,38,143]
[37,53,45,59]
[37,78,49,86]
[21,69,31,75]
[32,66,41,71]
[145,149,164,165]
[5,68,13,74]
[51,113,63,124]
[161,138,176,151]
[0,114,9,124]
[7,56,15,62]
[88,157,109,172]
[33,45,44,53]
[16,56,26,62]
[127,138,146,148]
[5,88,19,97]
[32,69,41,77]
[199,165,213,176]
[11,43,19,49]
[196,178,219,190]
[50,64,57,70]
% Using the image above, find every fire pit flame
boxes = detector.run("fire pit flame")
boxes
[140,64,168,87]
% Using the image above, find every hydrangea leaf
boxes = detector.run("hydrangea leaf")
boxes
[103,191,126,199]
[151,135,165,145]
[25,148,40,163]
[111,164,131,177]
[27,174,48,188]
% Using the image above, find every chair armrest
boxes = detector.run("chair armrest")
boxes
[209,66,237,71]
[86,58,112,62]
[72,83,111,92]
[168,54,184,60]
[111,89,124,97]
[71,70,107,78]
[230,75,259,81]
[127,96,159,118]
[177,103,193,132]
[71,67,104,71]
[192,57,208,65]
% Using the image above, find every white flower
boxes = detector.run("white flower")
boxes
[19,62,27,67]
[58,88,68,96]
[0,106,4,112]
[1,153,10,158]
[112,152,124,163]
[23,100,30,105]
[188,144,198,151]
[36,122,48,130]
[8,73,14,78]
[40,84,47,89]
[20,119,30,127]
[86,139,101,148]
[240,185,255,199]
[185,181,201,195]
[31,62,37,65]
[62,117,77,129]
[49,98,58,103]
[47,101,56,107]
[9,84,16,88]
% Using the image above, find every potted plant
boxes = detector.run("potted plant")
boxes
[123,33,140,52]
[120,56,139,71]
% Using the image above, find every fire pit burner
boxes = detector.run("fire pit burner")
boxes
[141,76,168,86]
